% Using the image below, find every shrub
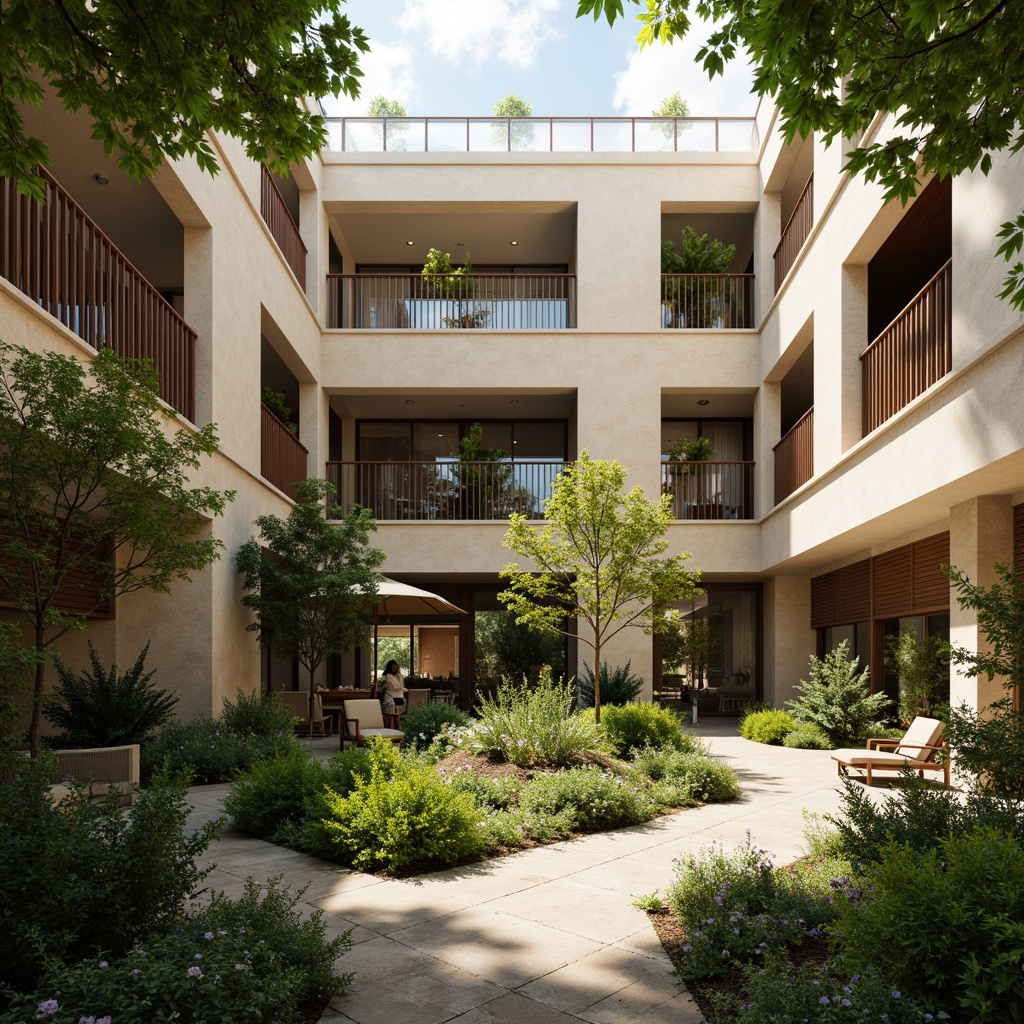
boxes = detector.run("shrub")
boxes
[0,757,219,995]
[577,661,644,707]
[786,641,892,746]
[45,641,177,747]
[630,746,740,803]
[886,628,948,725]
[828,774,1024,867]
[225,746,320,839]
[598,702,685,758]
[947,696,1024,800]
[737,699,773,723]
[141,717,296,784]
[665,834,838,981]
[400,700,471,752]
[834,829,1024,1019]
[782,724,832,749]
[471,669,602,767]
[303,740,486,873]
[518,767,653,831]
[739,709,796,745]
[710,949,930,1024]
[441,769,522,810]
[0,878,351,1024]
[219,688,297,738]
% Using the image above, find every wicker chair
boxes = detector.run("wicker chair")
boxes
[50,743,140,805]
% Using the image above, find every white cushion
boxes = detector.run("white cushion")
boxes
[832,749,920,767]
[896,716,944,759]
[359,728,405,741]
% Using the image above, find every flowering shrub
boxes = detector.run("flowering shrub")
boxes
[471,670,602,767]
[630,746,740,803]
[596,702,687,757]
[666,834,839,981]
[0,878,351,1024]
[518,767,654,831]
[400,700,471,752]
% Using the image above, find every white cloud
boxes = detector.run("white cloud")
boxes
[400,0,562,69]
[611,30,757,118]
[321,41,419,115]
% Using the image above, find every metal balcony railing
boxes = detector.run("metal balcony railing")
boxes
[326,274,576,329]
[660,462,755,519]
[661,274,755,329]
[773,407,814,504]
[261,404,308,501]
[325,460,568,520]
[260,166,306,290]
[325,116,758,154]
[860,261,952,436]
[774,174,814,292]
[0,167,196,420]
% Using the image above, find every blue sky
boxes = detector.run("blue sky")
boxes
[325,0,757,119]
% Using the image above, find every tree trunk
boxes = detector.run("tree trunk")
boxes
[594,635,601,726]
[29,621,45,757]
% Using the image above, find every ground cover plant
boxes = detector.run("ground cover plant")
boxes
[0,754,351,1021]
[226,674,741,875]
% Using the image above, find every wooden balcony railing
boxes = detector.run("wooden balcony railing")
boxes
[661,274,755,329]
[260,166,306,290]
[860,260,952,436]
[326,116,758,154]
[325,460,568,521]
[773,407,814,504]
[261,404,308,501]
[774,173,814,292]
[660,462,755,520]
[326,274,577,329]
[0,168,196,420]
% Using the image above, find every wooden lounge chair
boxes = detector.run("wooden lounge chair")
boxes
[832,716,950,786]
[403,688,431,714]
[342,698,404,749]
[278,691,330,738]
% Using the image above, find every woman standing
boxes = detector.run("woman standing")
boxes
[381,659,407,710]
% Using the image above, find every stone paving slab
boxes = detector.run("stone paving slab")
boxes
[185,720,861,1023]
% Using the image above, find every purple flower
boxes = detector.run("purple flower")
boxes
[204,932,215,940]
[35,1001,59,1019]
[891,990,901,999]
[842,999,852,1007]
[187,966,203,978]
[819,996,830,1005]
[98,1018,112,1024]
[98,961,108,969]
[741,1003,753,1011]
[78,1017,95,1024]
[194,953,202,960]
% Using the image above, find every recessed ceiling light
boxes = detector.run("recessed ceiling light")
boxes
[697,399,710,406]
[94,173,109,185]
[510,240,519,246]
[406,240,415,246]
[404,399,415,405]
[457,403,467,407]
[509,400,519,405]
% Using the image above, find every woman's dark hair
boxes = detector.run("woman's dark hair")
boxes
[384,660,400,674]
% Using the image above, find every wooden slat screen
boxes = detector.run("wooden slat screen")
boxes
[1015,503,1024,569]
[810,572,839,629]
[911,532,950,611]
[872,545,914,618]
[837,560,871,622]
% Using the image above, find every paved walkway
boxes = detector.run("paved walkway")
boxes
[184,721,864,1024]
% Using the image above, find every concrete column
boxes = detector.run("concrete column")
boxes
[184,226,214,427]
[299,188,322,316]
[755,191,782,321]
[763,575,814,706]
[754,380,781,516]
[949,495,1014,711]
[298,380,324,483]
[839,265,867,453]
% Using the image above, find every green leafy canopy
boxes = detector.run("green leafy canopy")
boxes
[500,451,701,722]
[577,0,1024,311]
[1,0,370,196]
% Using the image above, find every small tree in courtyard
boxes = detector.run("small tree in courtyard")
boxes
[0,342,233,756]
[500,452,702,723]
[236,479,385,723]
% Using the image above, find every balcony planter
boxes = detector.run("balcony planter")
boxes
[422,248,491,329]
[662,228,736,329]
[668,437,712,517]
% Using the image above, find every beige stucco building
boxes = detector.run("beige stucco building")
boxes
[3,94,1022,724]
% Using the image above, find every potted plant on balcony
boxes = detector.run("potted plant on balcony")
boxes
[261,386,297,434]
[668,435,713,517]
[421,248,490,328]
[662,227,736,328]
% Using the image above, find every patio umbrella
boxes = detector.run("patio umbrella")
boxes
[364,577,467,682]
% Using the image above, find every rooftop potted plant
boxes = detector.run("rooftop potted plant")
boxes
[662,227,737,328]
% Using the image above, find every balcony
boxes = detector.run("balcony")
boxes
[0,168,196,421]
[260,167,306,290]
[325,460,567,521]
[773,407,814,504]
[326,274,576,330]
[860,260,952,436]
[325,116,758,154]
[661,274,755,329]
[660,462,755,519]
[774,174,814,292]
[261,404,308,501]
